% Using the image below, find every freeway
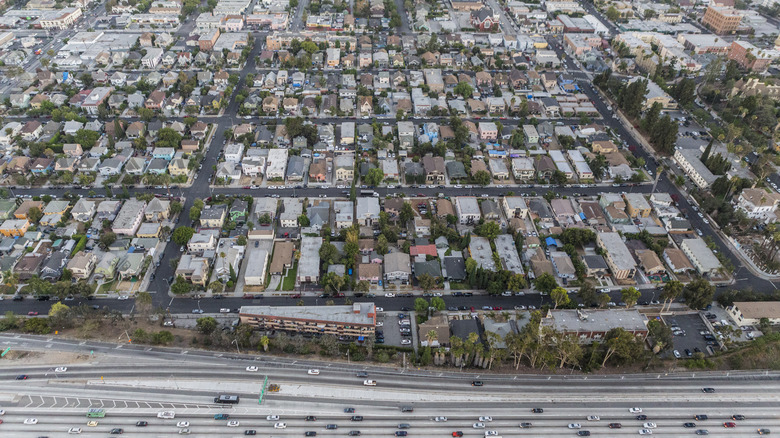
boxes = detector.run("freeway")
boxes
[1,338,780,436]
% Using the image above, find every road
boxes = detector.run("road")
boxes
[1,335,779,436]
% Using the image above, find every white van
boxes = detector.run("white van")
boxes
[363,380,377,386]
[158,412,175,419]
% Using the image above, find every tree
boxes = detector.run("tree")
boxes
[606,5,620,21]
[196,316,218,334]
[473,170,491,186]
[364,168,384,186]
[172,226,195,246]
[98,232,117,250]
[418,274,436,293]
[578,283,598,307]
[49,302,70,317]
[355,280,370,294]
[660,280,683,312]
[414,297,429,314]
[189,206,202,221]
[376,234,388,255]
[430,296,446,311]
[647,319,673,353]
[454,81,474,99]
[534,272,557,294]
[550,287,570,309]
[601,328,643,367]
[400,202,414,224]
[298,214,310,227]
[475,221,500,241]
[683,279,715,310]
[319,242,339,266]
[620,287,642,308]
[27,207,43,224]
[170,276,193,295]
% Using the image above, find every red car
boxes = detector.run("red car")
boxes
[724,422,736,428]
[27,311,39,316]
[452,432,463,437]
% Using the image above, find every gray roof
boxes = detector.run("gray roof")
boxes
[544,309,648,334]
[414,260,442,278]
[444,256,466,280]
[239,303,377,326]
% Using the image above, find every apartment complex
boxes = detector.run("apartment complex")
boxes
[239,303,377,339]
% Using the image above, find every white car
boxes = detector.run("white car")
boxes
[117,295,129,300]
[400,339,412,345]
[24,418,38,425]
[485,432,498,437]
[568,424,582,429]
[0,409,4,415]
[434,417,447,422]
[384,293,396,298]
[629,408,643,413]
[376,307,383,312]
[274,422,287,429]
[177,422,190,428]
[55,367,67,372]
[639,429,653,435]
[473,422,485,429]
[376,322,383,327]
[246,366,258,372]
[587,416,600,421]
[643,423,657,429]
[68,427,82,434]
[308,369,320,375]
[479,417,493,422]
[267,415,280,421]
[227,420,239,427]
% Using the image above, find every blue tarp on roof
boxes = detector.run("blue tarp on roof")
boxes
[545,237,557,247]
[579,212,587,220]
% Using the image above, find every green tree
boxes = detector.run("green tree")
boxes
[400,202,414,224]
[601,328,643,367]
[27,206,43,224]
[418,274,436,293]
[475,221,500,241]
[683,279,715,310]
[579,283,598,307]
[473,170,491,186]
[364,168,384,186]
[170,276,193,295]
[171,226,195,246]
[454,81,474,99]
[661,280,683,312]
[430,296,446,311]
[98,232,117,250]
[647,319,673,353]
[550,287,570,309]
[414,297,429,314]
[534,272,557,294]
[196,316,218,334]
[376,234,388,255]
[606,5,620,21]
[319,242,339,266]
[620,287,642,308]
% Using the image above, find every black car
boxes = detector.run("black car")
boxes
[458,306,468,310]
[305,432,317,437]
[758,429,770,435]
[685,349,693,357]
[244,431,256,435]
[636,415,648,421]
[136,421,148,427]
[400,307,411,311]
[351,416,363,421]
[695,415,709,421]
[684,423,697,428]
[702,388,715,393]
[344,407,355,413]
[519,422,532,428]
[471,381,483,386]
[732,415,745,421]
[305,416,317,421]
[16,375,28,380]
[608,423,621,429]
[532,408,544,413]
[348,432,361,436]
[326,424,338,429]
[395,432,408,437]
[110,429,123,434]
[577,432,591,437]
[401,407,414,413]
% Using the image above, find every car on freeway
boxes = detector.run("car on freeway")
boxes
[758,429,771,435]
[308,369,320,375]
[732,415,745,421]
[472,381,483,386]
[702,387,716,393]
[696,430,709,435]
[434,417,448,422]
[609,423,622,429]
[587,416,600,421]
[326,424,338,429]
[351,416,363,421]
[532,408,544,413]
[344,408,355,413]
[246,366,258,372]
[305,416,317,421]
[519,422,532,428]
[178,428,191,434]
[695,415,709,421]
[244,430,256,435]
[684,423,697,428]
[177,422,189,428]
[305,432,317,436]
[16,375,28,380]
[110,428,123,434]
[639,429,653,435]
[24,418,38,424]
[395,432,408,437]
[227,421,239,427]
[643,422,657,429]
[86,420,99,426]
[724,422,736,428]
[55,367,67,372]
[485,431,498,436]
[274,423,286,429]
[348,431,361,436]
[398,423,411,429]
[473,422,485,428]
[135,421,148,427]
[68,427,82,434]
[629,408,642,413]
[577,432,591,437]
[479,416,493,422]
[452,432,463,437]
[568,423,582,429]
[266,415,279,421]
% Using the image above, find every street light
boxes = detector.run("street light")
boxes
[232,339,240,354]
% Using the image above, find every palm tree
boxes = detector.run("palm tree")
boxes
[260,335,270,352]
[426,330,438,347]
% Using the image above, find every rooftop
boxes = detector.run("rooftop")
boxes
[240,303,376,326]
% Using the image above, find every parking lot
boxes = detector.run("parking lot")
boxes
[664,313,716,359]
[376,311,415,349]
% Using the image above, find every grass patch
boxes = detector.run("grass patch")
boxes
[282,262,298,291]
[448,282,469,290]
[97,280,116,294]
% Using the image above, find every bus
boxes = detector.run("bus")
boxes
[360,190,379,197]
[214,394,240,404]
[86,409,105,418]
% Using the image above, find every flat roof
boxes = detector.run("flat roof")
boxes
[240,303,376,326]
[545,309,648,333]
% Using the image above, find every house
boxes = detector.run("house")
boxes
[200,205,227,228]
[334,155,355,181]
[680,238,721,277]
[356,197,380,226]
[145,198,170,222]
[176,254,210,285]
[422,155,445,183]
[596,232,636,280]
[117,253,145,279]
[734,188,780,223]
[478,122,498,141]
[112,200,146,236]
[29,158,54,175]
[542,309,648,343]
[40,252,67,281]
[0,219,30,237]
[384,251,411,284]
[63,143,83,157]
[67,252,97,279]
[470,7,500,31]
[71,199,96,222]
[358,263,381,283]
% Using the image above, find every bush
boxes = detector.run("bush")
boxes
[23,318,51,334]
[375,351,390,363]
[152,330,174,345]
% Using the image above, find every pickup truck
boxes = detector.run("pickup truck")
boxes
[157,412,175,419]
